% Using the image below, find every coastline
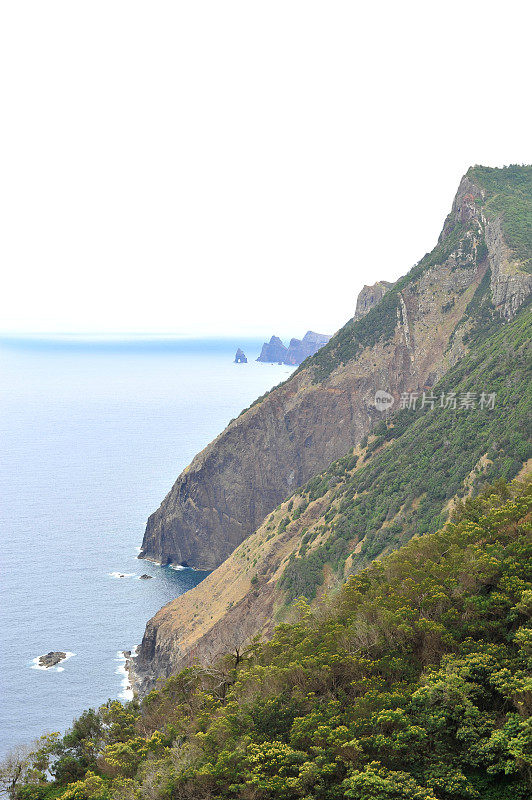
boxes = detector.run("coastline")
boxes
[122,647,140,699]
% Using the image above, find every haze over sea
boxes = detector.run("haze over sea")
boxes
[0,336,293,756]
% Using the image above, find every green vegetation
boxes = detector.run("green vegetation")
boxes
[8,479,532,799]
[281,307,531,601]
[468,165,532,267]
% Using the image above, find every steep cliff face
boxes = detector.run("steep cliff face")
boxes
[139,167,531,573]
[353,281,394,321]
[134,307,532,691]
[284,331,332,365]
[256,331,331,365]
[256,335,287,363]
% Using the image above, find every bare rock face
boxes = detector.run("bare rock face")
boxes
[256,336,288,363]
[486,216,532,318]
[353,281,394,321]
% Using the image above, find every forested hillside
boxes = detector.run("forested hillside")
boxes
[9,478,532,799]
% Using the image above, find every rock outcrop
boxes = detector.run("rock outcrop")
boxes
[234,348,247,363]
[486,216,532,318]
[353,281,394,321]
[37,651,67,669]
[256,336,288,363]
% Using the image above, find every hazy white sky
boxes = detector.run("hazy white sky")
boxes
[0,1,530,338]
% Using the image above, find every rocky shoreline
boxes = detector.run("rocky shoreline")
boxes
[122,647,140,697]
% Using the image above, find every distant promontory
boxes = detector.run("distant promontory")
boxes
[257,331,331,365]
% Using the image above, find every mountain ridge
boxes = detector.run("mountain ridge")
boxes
[139,166,531,571]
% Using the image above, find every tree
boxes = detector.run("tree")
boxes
[0,734,58,798]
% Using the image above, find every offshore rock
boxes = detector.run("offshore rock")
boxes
[234,348,247,363]
[37,651,67,668]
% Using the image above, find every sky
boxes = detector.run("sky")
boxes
[0,1,530,339]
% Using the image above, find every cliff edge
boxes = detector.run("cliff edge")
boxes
[139,167,531,572]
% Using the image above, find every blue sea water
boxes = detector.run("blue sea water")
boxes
[0,336,293,756]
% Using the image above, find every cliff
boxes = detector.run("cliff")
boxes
[353,281,394,321]
[134,308,532,691]
[256,331,331,365]
[133,167,532,690]
[284,331,332,365]
[139,167,531,573]
[256,335,287,363]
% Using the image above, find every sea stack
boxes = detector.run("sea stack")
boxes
[234,348,247,363]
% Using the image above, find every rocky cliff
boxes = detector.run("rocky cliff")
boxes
[256,331,331,365]
[284,331,332,365]
[256,335,287,363]
[135,165,531,691]
[353,281,394,321]
[134,305,532,691]
[138,167,531,574]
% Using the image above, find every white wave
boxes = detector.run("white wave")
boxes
[108,571,136,579]
[170,564,187,571]
[115,651,134,701]
[31,651,75,671]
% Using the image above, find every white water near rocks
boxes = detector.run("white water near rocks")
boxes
[0,337,293,756]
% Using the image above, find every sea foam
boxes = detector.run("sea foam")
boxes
[115,649,137,701]
[108,571,136,579]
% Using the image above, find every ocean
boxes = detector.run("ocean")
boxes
[0,336,293,756]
